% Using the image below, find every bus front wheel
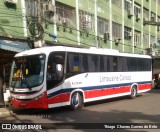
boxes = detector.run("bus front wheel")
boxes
[129,86,137,99]
[70,92,83,110]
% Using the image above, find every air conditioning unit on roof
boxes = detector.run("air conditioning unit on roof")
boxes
[143,17,149,22]
[4,0,17,4]
[43,4,56,12]
[128,8,134,17]
[134,42,137,47]
[61,17,69,26]
[82,15,91,23]
[136,13,141,20]
[128,32,132,37]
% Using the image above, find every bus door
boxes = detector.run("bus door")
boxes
[47,52,65,106]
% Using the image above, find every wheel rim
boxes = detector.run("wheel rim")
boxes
[72,93,79,107]
[131,88,136,97]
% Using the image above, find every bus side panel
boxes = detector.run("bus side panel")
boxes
[47,84,71,108]
[138,83,152,91]
[47,92,70,104]
[47,71,151,108]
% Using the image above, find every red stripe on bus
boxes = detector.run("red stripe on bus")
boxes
[47,83,151,104]
[84,86,131,99]
[11,92,48,109]
[138,83,151,90]
[47,93,70,104]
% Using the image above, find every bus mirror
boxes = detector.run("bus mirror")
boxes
[56,64,63,79]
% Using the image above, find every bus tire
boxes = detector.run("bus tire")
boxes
[0,77,4,106]
[70,92,83,111]
[129,86,137,99]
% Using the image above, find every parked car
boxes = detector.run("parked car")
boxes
[154,78,160,88]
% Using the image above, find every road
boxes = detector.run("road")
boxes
[0,89,160,132]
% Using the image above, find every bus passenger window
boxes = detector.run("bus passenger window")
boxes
[113,57,117,71]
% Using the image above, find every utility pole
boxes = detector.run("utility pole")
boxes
[33,0,44,48]
[53,0,57,42]
[94,0,98,48]
[76,0,80,45]
[37,0,42,24]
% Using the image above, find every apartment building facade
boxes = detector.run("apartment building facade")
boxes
[0,0,160,105]
[1,0,160,54]
[25,0,160,54]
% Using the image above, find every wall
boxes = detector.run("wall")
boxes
[0,0,26,38]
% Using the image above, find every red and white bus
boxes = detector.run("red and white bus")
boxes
[9,46,152,110]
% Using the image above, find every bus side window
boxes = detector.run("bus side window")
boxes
[80,54,89,73]
[100,56,104,72]
[113,57,117,72]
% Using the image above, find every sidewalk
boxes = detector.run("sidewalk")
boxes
[0,106,11,116]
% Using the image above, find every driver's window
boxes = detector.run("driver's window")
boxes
[47,52,65,90]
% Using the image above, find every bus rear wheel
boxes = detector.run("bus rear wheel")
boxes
[70,92,83,110]
[129,86,137,99]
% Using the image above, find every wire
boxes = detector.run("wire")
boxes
[0,24,24,29]
[46,26,144,50]
[0,11,23,17]
[42,17,144,50]
[0,1,151,51]
[0,28,24,35]
[55,30,95,47]
[0,4,22,11]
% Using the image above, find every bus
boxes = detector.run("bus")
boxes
[9,46,152,110]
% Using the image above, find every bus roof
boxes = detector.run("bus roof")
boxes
[14,45,151,59]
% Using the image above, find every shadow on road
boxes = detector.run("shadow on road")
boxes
[147,88,160,94]
[1,88,160,132]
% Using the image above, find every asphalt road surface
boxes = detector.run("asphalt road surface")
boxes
[1,88,160,132]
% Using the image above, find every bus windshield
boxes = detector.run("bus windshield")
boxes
[10,54,45,89]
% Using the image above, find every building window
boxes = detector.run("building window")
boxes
[25,0,36,16]
[124,0,131,12]
[143,33,149,45]
[134,3,140,16]
[124,26,132,40]
[151,12,156,21]
[150,35,155,44]
[88,0,92,11]
[97,17,109,35]
[158,16,160,21]
[134,30,140,47]
[79,10,94,31]
[79,0,83,6]
[56,2,75,27]
[112,22,122,39]
[112,0,121,8]
[143,8,149,19]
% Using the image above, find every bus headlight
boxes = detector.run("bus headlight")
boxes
[34,93,44,100]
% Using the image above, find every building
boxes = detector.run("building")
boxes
[1,1,160,85]
[24,0,160,54]
[1,0,160,53]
